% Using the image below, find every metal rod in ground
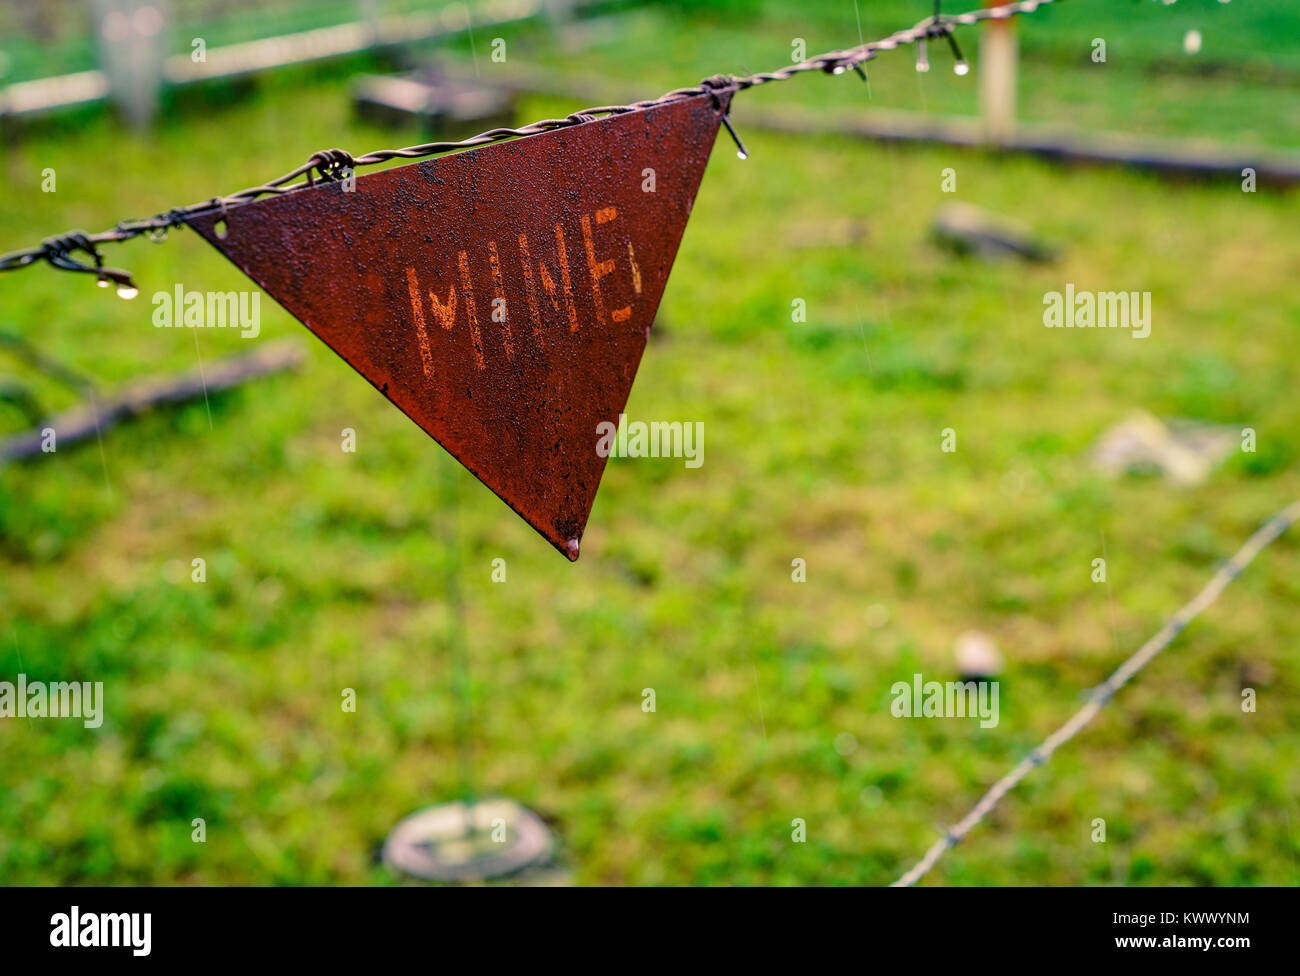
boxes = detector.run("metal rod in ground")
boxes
[382,457,558,881]
[892,498,1300,887]
[438,456,477,812]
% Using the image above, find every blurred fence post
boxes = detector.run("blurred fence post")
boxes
[359,0,380,48]
[91,0,167,129]
[979,0,1017,142]
[543,0,579,26]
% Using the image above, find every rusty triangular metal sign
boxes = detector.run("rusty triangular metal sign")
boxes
[187,92,729,560]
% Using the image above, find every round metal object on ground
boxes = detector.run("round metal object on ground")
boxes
[383,799,553,882]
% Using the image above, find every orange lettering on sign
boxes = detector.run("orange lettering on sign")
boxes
[457,250,485,370]
[428,284,457,330]
[410,212,642,373]
[581,215,613,326]
[539,265,559,310]
[405,265,436,379]
[554,224,580,334]
[518,233,543,341]
[519,230,577,337]
[627,242,642,296]
[582,207,630,326]
[488,240,514,362]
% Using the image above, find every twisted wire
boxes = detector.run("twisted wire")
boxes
[0,0,1057,287]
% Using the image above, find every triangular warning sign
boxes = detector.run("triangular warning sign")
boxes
[187,92,729,560]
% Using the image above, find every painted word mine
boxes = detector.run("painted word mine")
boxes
[404,205,643,376]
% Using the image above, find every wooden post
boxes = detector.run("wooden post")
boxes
[979,4,1017,142]
[91,0,165,129]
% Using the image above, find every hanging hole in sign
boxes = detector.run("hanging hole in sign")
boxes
[214,217,228,239]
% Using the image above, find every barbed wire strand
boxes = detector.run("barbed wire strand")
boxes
[892,497,1300,887]
[0,0,1057,289]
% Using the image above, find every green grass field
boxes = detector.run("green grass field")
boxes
[1,0,1298,885]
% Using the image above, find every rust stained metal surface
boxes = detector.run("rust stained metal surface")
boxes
[187,92,730,560]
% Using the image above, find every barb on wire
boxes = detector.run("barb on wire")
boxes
[0,0,1057,295]
[892,497,1300,887]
